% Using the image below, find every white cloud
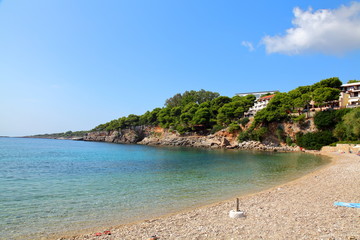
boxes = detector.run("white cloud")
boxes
[242,41,255,52]
[263,2,360,55]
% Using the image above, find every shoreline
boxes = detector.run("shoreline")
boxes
[55,150,360,240]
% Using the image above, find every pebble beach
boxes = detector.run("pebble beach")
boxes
[58,152,360,240]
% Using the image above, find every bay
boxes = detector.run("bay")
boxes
[0,137,328,239]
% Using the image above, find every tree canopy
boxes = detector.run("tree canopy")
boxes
[92,90,255,134]
[92,77,347,140]
[254,77,342,125]
[165,89,220,108]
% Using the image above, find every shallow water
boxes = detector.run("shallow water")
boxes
[0,137,328,239]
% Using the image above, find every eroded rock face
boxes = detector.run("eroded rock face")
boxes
[138,129,239,149]
[84,128,239,149]
[84,126,146,144]
[83,126,301,152]
[84,131,108,142]
[238,140,300,152]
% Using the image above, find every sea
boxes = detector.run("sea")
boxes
[0,137,329,239]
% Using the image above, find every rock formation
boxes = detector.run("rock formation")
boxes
[83,118,315,151]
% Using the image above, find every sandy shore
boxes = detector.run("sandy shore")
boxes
[59,152,360,240]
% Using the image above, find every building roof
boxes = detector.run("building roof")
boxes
[236,90,279,95]
[341,82,360,87]
[236,90,279,100]
[258,94,275,101]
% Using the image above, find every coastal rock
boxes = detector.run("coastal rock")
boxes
[238,141,300,152]
[138,130,237,149]
[84,127,300,152]
[84,127,146,144]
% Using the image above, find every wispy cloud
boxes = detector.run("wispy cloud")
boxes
[241,41,255,52]
[262,2,360,55]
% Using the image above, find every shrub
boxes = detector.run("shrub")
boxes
[176,125,190,135]
[211,124,225,134]
[296,131,337,150]
[314,109,352,131]
[286,136,293,146]
[333,108,360,141]
[228,123,241,133]
[238,131,250,142]
[314,111,336,130]
[333,123,348,141]
[293,114,306,123]
[239,117,250,127]
[251,127,268,141]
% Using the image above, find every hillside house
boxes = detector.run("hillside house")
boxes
[339,82,360,108]
[245,94,276,117]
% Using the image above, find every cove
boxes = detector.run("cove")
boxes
[0,137,329,240]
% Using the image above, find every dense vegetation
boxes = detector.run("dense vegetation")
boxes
[254,77,341,124]
[246,77,344,149]
[295,108,360,150]
[92,77,360,150]
[93,89,256,134]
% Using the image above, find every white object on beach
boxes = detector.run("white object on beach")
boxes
[229,198,246,218]
[229,210,246,218]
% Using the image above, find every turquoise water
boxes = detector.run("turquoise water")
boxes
[0,137,328,239]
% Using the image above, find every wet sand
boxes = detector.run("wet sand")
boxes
[58,152,360,240]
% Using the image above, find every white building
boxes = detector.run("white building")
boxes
[339,82,360,108]
[245,94,276,117]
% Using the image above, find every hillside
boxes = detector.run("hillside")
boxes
[85,77,360,150]
[31,77,360,150]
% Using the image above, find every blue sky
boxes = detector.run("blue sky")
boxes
[1,0,360,136]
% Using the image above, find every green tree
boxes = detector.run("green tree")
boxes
[182,102,199,114]
[165,93,182,108]
[157,108,172,128]
[192,107,211,126]
[296,131,337,150]
[165,89,219,107]
[125,114,140,126]
[312,87,340,108]
[254,92,293,124]
[210,96,232,116]
[217,96,255,125]
[139,108,161,125]
[147,108,161,125]
[170,106,182,117]
[334,108,360,140]
[289,88,312,111]
[105,119,120,131]
[180,112,193,126]
[312,77,342,90]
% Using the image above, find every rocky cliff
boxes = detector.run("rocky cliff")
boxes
[83,126,239,149]
[83,118,313,151]
[138,128,239,149]
[84,126,148,144]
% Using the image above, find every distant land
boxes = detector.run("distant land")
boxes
[27,77,360,151]
[25,130,89,140]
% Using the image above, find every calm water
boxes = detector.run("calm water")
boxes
[0,137,328,239]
